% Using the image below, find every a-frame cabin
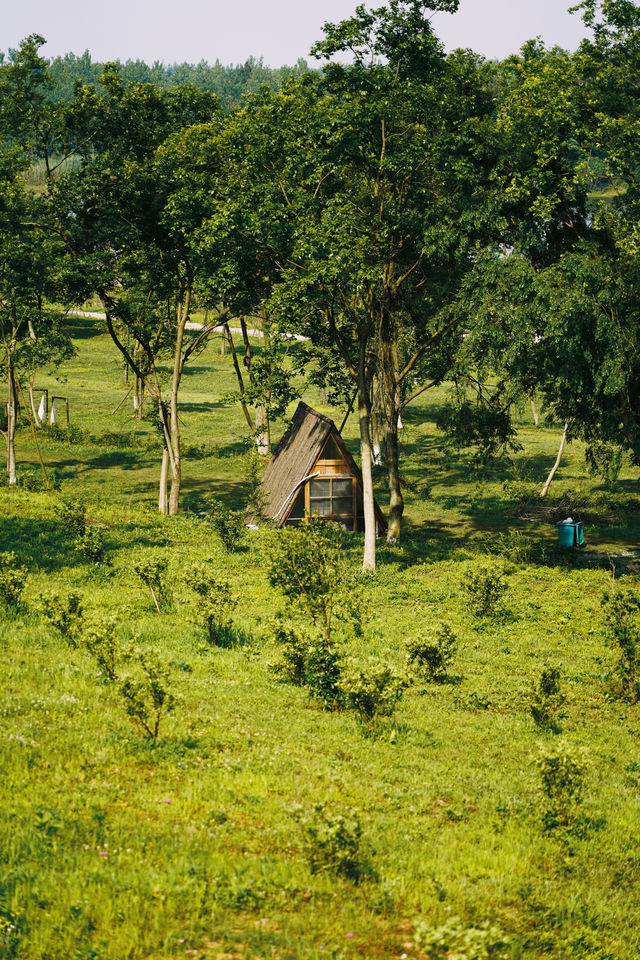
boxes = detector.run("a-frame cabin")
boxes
[259,402,386,534]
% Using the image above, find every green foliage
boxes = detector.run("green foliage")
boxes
[39,592,83,645]
[414,916,510,960]
[406,624,458,683]
[74,525,107,564]
[530,664,565,733]
[602,589,640,702]
[186,563,236,645]
[586,441,624,485]
[537,742,589,834]
[132,552,170,612]
[119,649,175,740]
[338,657,407,733]
[0,551,27,610]
[267,518,346,643]
[298,804,371,883]
[209,501,245,552]
[243,451,267,522]
[463,561,508,617]
[304,642,343,708]
[60,496,86,537]
[271,621,309,685]
[83,616,120,682]
[489,529,537,564]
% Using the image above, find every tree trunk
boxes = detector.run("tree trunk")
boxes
[6,356,17,485]
[358,365,376,572]
[371,382,383,466]
[168,287,190,515]
[28,380,40,425]
[530,395,539,427]
[540,421,568,498]
[255,404,270,455]
[159,447,169,514]
[224,323,254,431]
[380,316,404,541]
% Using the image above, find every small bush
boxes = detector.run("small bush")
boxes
[602,589,640,703]
[209,502,245,552]
[60,497,86,537]
[83,616,121,682]
[530,664,565,733]
[537,741,588,834]
[463,560,508,616]
[490,529,536,564]
[75,526,107,564]
[119,649,175,740]
[299,804,372,883]
[133,552,171,612]
[406,624,457,682]
[40,592,83,645]
[0,552,27,610]
[271,621,309,685]
[339,657,407,733]
[186,563,236,645]
[305,642,342,707]
[414,916,510,960]
[18,469,58,492]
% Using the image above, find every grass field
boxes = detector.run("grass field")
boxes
[1,315,640,960]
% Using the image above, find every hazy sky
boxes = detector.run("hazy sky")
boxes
[2,0,590,67]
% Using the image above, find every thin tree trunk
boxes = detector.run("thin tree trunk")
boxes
[540,421,568,498]
[28,379,40,425]
[381,317,404,541]
[371,379,383,466]
[530,395,539,427]
[168,285,191,515]
[6,352,17,485]
[255,404,270,455]
[159,447,169,514]
[358,365,376,572]
[224,323,254,430]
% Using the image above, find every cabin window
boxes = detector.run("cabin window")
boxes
[308,477,354,518]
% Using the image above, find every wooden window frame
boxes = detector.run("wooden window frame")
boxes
[305,475,356,530]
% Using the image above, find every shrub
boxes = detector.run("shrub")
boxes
[406,624,457,683]
[133,552,170,613]
[537,741,589,834]
[339,657,407,733]
[490,529,536,564]
[463,561,508,616]
[60,497,86,537]
[414,916,510,960]
[530,664,565,733]
[119,649,175,740]
[186,563,236,645]
[40,592,83,645]
[209,501,245,552]
[75,526,107,564]
[271,621,309,685]
[305,642,342,708]
[299,804,371,883]
[267,518,345,644]
[83,616,121,682]
[602,589,640,703]
[0,552,27,610]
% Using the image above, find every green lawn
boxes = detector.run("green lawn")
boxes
[1,315,640,959]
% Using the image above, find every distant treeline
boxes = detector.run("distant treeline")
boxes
[1,49,312,110]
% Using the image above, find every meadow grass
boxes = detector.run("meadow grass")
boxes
[1,315,640,959]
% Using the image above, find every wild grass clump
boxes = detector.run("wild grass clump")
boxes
[406,624,458,682]
[414,916,510,960]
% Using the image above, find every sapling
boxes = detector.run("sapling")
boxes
[338,657,407,734]
[209,501,245,552]
[40,592,83,645]
[119,649,175,740]
[530,664,565,733]
[298,804,372,882]
[406,624,457,682]
[83,616,120,681]
[133,553,170,613]
[0,552,27,610]
[75,526,107,564]
[60,496,86,537]
[537,741,588,834]
[186,563,236,645]
[463,560,508,616]
[602,589,640,703]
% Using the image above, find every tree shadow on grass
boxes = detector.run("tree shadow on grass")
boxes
[0,514,76,572]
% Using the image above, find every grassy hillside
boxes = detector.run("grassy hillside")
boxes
[1,315,640,960]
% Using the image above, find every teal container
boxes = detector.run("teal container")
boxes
[556,521,584,548]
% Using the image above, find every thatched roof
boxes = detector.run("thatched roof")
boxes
[259,402,386,529]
